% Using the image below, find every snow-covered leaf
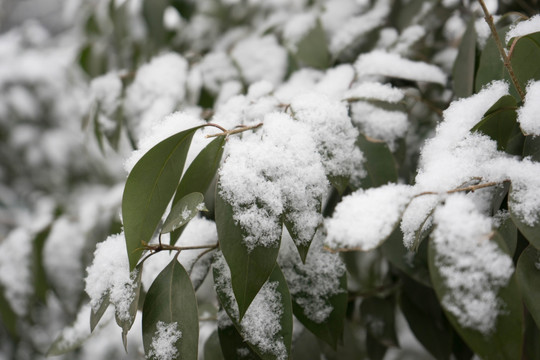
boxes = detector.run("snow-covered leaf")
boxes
[162,192,206,234]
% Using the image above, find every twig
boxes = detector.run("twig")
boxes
[477,0,525,100]
[145,243,219,253]
[413,180,507,198]
[206,123,263,138]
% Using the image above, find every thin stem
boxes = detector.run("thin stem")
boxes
[206,123,263,138]
[145,243,219,253]
[477,0,525,100]
[413,180,507,198]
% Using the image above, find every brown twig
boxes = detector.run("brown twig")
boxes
[413,180,507,198]
[206,123,263,138]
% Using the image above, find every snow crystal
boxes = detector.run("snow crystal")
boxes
[0,227,33,316]
[231,35,288,86]
[325,184,414,251]
[344,82,404,103]
[432,195,513,335]
[219,112,328,250]
[213,253,287,360]
[355,51,446,85]
[85,233,138,322]
[506,14,540,43]
[147,321,182,360]
[290,92,365,180]
[517,80,540,135]
[279,231,345,323]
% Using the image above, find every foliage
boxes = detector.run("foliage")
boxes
[1,0,540,359]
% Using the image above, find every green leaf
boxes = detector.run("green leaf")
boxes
[357,134,398,189]
[498,215,517,258]
[510,32,540,96]
[123,126,201,270]
[171,136,226,245]
[162,192,206,234]
[294,19,330,69]
[328,175,349,195]
[523,308,540,360]
[470,95,517,152]
[214,261,293,360]
[0,284,17,337]
[142,0,169,50]
[291,327,323,360]
[217,319,261,360]
[204,329,226,360]
[428,233,523,360]
[365,330,387,360]
[116,263,144,351]
[283,210,318,264]
[475,26,513,95]
[509,184,540,249]
[90,293,110,333]
[516,245,540,328]
[215,186,281,319]
[453,19,477,99]
[32,225,51,303]
[361,296,399,349]
[170,0,196,20]
[523,135,540,161]
[142,258,199,360]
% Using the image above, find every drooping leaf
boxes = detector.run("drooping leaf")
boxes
[365,330,388,360]
[453,19,477,99]
[171,136,226,245]
[357,134,398,189]
[516,245,540,328]
[170,0,196,20]
[218,320,261,360]
[123,126,201,270]
[291,328,323,360]
[498,215,517,258]
[523,309,540,360]
[509,184,540,249]
[0,284,17,337]
[204,329,226,360]
[142,258,199,360]
[142,0,169,50]
[361,296,399,349]
[32,225,51,303]
[523,135,540,161]
[90,293,110,333]
[162,192,206,234]
[470,95,517,152]
[509,32,540,96]
[428,233,523,360]
[215,187,281,319]
[294,19,330,69]
[116,263,144,351]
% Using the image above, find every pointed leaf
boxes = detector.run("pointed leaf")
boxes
[510,32,540,95]
[162,192,206,234]
[516,245,540,328]
[142,258,199,360]
[295,19,330,69]
[32,225,51,303]
[357,134,398,189]
[453,19,477,99]
[509,184,540,249]
[361,296,399,348]
[470,95,517,152]
[204,329,226,360]
[523,135,540,161]
[171,136,226,245]
[0,284,17,337]
[90,293,110,333]
[116,263,144,351]
[123,126,201,270]
[215,187,280,319]
[217,320,260,360]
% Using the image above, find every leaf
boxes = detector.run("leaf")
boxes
[215,186,281,319]
[171,136,226,245]
[32,225,51,303]
[294,19,330,69]
[523,135,540,161]
[0,284,17,337]
[123,126,201,270]
[498,215,517,258]
[523,308,540,360]
[516,245,540,328]
[428,233,523,360]
[509,184,540,249]
[162,192,206,234]
[142,0,169,49]
[218,319,261,360]
[142,258,199,360]
[48,306,94,356]
[116,263,144,351]
[170,0,196,20]
[361,296,399,348]
[357,134,398,189]
[510,32,540,96]
[453,19,477,99]
[470,95,517,152]
[90,293,110,333]
[204,329,226,360]
[291,327,323,360]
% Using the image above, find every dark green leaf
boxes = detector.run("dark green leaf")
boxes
[510,32,540,97]
[204,329,226,360]
[171,136,226,245]
[453,19,477,99]
[32,225,51,303]
[215,186,281,319]
[123,126,201,270]
[357,134,398,189]
[283,212,317,264]
[470,95,517,152]
[116,263,144,351]
[0,284,17,337]
[142,258,199,360]
[218,320,260,360]
[509,184,540,249]
[523,308,540,360]
[523,135,540,161]
[294,19,330,69]
[90,293,110,333]
[162,192,206,234]
[516,245,540,328]
[171,0,196,20]
[428,233,523,360]
[142,0,169,50]
[361,296,399,348]
[365,330,388,360]
[291,327,323,360]
[498,215,517,257]
[328,175,349,195]
[319,321,364,360]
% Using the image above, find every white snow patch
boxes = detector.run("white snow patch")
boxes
[344,82,404,103]
[147,321,182,360]
[517,80,540,135]
[506,15,540,43]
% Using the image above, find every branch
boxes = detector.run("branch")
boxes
[205,123,263,138]
[145,243,219,253]
[413,180,508,198]
[477,0,525,100]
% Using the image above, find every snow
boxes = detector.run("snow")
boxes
[218,112,328,250]
[85,233,138,322]
[517,80,540,135]
[283,13,317,48]
[325,184,414,251]
[231,35,288,86]
[0,227,33,316]
[506,15,540,43]
[279,230,346,323]
[51,305,92,352]
[344,82,404,103]
[198,52,239,95]
[431,194,513,335]
[147,321,182,360]
[392,25,426,56]
[355,50,447,85]
[213,253,287,360]
[90,72,122,116]
[314,65,355,100]
[350,101,409,146]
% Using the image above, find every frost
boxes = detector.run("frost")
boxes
[213,253,287,360]
[432,195,513,335]
[355,50,447,85]
[147,321,182,360]
[279,231,345,323]
[517,80,540,136]
[85,233,138,322]
[506,15,540,43]
[219,112,328,250]
[0,227,33,315]
[325,184,414,251]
